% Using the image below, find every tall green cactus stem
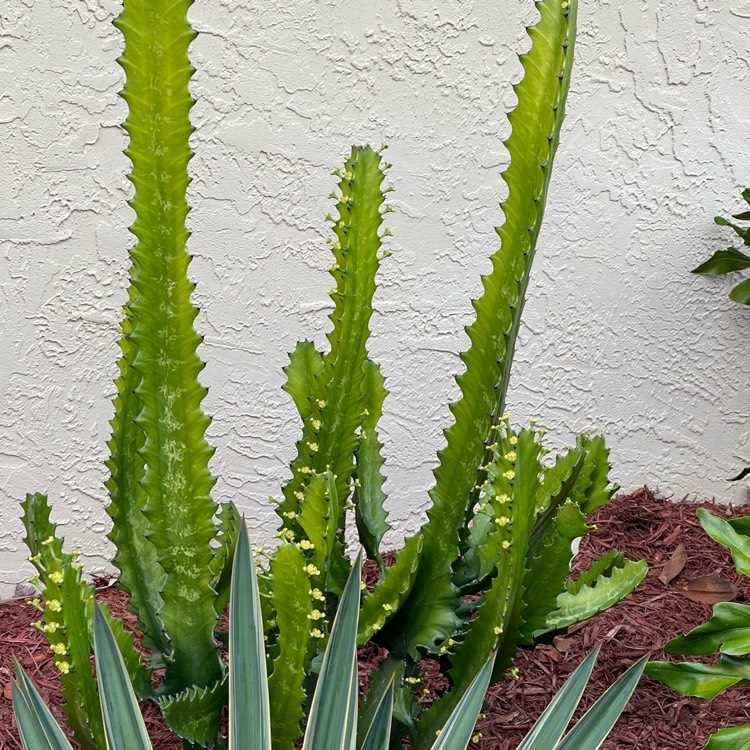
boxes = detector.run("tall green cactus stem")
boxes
[109,0,223,701]
[385,0,579,657]
[278,145,389,586]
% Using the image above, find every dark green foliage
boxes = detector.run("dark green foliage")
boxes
[647,509,750,748]
[692,187,750,305]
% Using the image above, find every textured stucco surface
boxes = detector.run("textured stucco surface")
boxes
[0,0,748,597]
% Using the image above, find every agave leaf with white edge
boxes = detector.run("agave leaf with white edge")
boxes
[359,676,395,750]
[229,523,271,750]
[430,654,494,750]
[515,649,645,750]
[93,605,153,750]
[515,647,600,750]
[554,656,646,750]
[12,659,75,750]
[302,554,363,750]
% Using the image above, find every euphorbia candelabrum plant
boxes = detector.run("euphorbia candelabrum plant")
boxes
[20,0,647,748]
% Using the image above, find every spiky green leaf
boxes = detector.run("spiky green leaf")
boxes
[302,555,362,750]
[93,605,153,750]
[229,524,271,750]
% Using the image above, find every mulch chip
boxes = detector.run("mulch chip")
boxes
[1,487,749,749]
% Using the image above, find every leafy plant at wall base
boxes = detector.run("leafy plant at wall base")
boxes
[646,508,750,749]
[20,0,647,747]
[692,187,750,305]
[13,525,645,750]
[691,189,749,480]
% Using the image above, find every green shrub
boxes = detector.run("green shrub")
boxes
[20,0,646,747]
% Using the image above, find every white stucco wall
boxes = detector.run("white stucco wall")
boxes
[0,0,748,598]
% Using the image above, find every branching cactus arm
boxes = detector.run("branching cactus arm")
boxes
[386,0,580,658]
[353,359,391,563]
[21,494,105,750]
[278,148,390,560]
[109,0,223,701]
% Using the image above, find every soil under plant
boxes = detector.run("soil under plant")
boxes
[1,487,749,750]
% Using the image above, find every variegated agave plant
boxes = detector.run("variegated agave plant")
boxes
[20,0,647,748]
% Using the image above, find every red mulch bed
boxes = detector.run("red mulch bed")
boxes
[2,487,749,749]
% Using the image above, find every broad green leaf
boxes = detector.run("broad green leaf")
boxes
[645,654,750,701]
[12,660,74,750]
[697,509,750,576]
[430,654,494,750]
[664,602,750,656]
[229,525,271,750]
[555,656,646,750]
[703,724,750,750]
[729,277,750,304]
[516,648,600,750]
[302,555,362,750]
[692,248,750,275]
[93,606,153,750]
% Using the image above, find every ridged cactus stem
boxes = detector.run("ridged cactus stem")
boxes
[110,0,223,697]
[383,0,579,658]
[279,146,389,582]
